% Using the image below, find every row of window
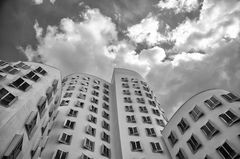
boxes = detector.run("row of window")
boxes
[123,97,156,106]
[126,115,165,127]
[67,78,109,90]
[125,105,161,116]
[122,82,150,92]
[121,77,148,87]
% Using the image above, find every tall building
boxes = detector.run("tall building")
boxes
[162,89,240,159]
[41,68,170,159]
[0,60,61,159]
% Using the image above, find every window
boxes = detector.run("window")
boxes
[60,100,69,106]
[103,95,109,102]
[146,128,156,137]
[187,134,202,153]
[92,90,99,97]
[143,86,150,92]
[139,106,148,113]
[142,116,152,124]
[130,141,143,152]
[82,138,95,151]
[189,105,204,121]
[201,120,219,139]
[80,153,92,159]
[2,65,19,74]
[121,77,128,82]
[103,89,109,95]
[0,87,17,106]
[68,109,78,117]
[25,112,38,139]
[123,89,131,95]
[102,102,109,110]
[58,133,72,145]
[9,77,31,91]
[102,111,110,120]
[89,105,98,113]
[219,109,240,126]
[41,120,48,135]
[168,131,178,147]
[34,67,47,75]
[102,120,110,131]
[46,86,53,102]
[216,141,240,159]
[176,148,187,159]
[131,78,138,83]
[78,93,86,100]
[81,81,89,86]
[75,100,84,108]
[52,79,58,93]
[141,81,147,86]
[128,127,139,136]
[85,125,96,136]
[101,131,110,143]
[125,105,134,112]
[127,115,136,123]
[91,97,98,104]
[148,100,156,107]
[136,98,145,104]
[104,83,109,89]
[221,92,240,103]
[83,77,90,81]
[150,142,163,153]
[66,85,75,91]
[124,97,132,103]
[177,118,190,134]
[63,92,72,98]
[0,60,8,66]
[2,134,23,159]
[145,93,153,99]
[156,119,165,127]
[122,83,129,88]
[93,79,100,85]
[79,86,87,92]
[37,96,47,118]
[88,114,97,124]
[63,120,76,129]
[24,71,40,82]
[14,62,30,69]
[134,90,142,96]
[101,145,111,158]
[204,96,222,109]
[152,109,160,116]
[92,85,99,90]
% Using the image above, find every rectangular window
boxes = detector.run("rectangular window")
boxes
[101,131,110,143]
[130,141,143,152]
[2,65,20,74]
[128,127,139,136]
[85,125,96,136]
[53,149,68,159]
[103,89,109,95]
[82,138,95,151]
[204,96,222,109]
[37,96,47,118]
[60,100,69,106]
[89,105,98,113]
[9,77,31,91]
[46,86,53,102]
[121,77,128,82]
[168,131,178,147]
[24,71,40,82]
[79,86,87,92]
[124,97,132,103]
[102,120,110,131]
[219,109,240,126]
[0,60,8,66]
[221,93,240,103]
[152,109,160,116]
[92,90,99,97]
[58,133,72,145]
[91,97,98,104]
[148,100,156,107]
[25,111,38,139]
[63,120,75,129]
[146,128,157,137]
[156,119,165,127]
[103,95,109,102]
[101,145,110,158]
[80,153,92,159]
[142,116,152,124]
[141,81,147,86]
[125,105,134,112]
[75,100,84,108]
[136,98,145,104]
[127,115,136,123]
[88,115,97,124]
[201,120,219,139]
[187,134,202,153]
[52,79,58,93]
[150,142,163,153]
[93,79,100,85]
[177,118,190,134]
[145,93,153,99]
[14,62,30,69]
[102,111,110,120]
[143,86,150,92]
[92,85,99,90]
[82,77,90,81]
[216,141,240,159]
[102,102,109,110]
[34,67,47,75]
[139,106,148,113]
[123,89,131,95]
[104,83,109,89]
[134,90,142,96]
[63,92,72,98]
[78,93,86,100]
[176,148,187,159]
[68,109,78,117]
[189,105,204,121]
[0,87,17,106]
[122,83,129,88]
[2,134,23,159]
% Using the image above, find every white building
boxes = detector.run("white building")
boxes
[0,60,61,159]
[41,68,170,159]
[162,89,240,159]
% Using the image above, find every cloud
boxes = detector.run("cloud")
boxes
[33,0,43,5]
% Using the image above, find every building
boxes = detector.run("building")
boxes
[0,60,61,159]
[41,68,170,159]
[162,89,240,159]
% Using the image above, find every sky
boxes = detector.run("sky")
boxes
[0,0,240,118]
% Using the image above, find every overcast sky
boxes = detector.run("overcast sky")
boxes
[0,0,240,118]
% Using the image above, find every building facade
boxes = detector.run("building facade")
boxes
[41,68,170,159]
[0,60,62,159]
[162,89,240,159]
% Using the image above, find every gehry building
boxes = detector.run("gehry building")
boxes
[162,89,240,159]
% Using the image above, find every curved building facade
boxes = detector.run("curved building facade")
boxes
[0,60,62,159]
[162,89,240,159]
[41,68,170,159]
